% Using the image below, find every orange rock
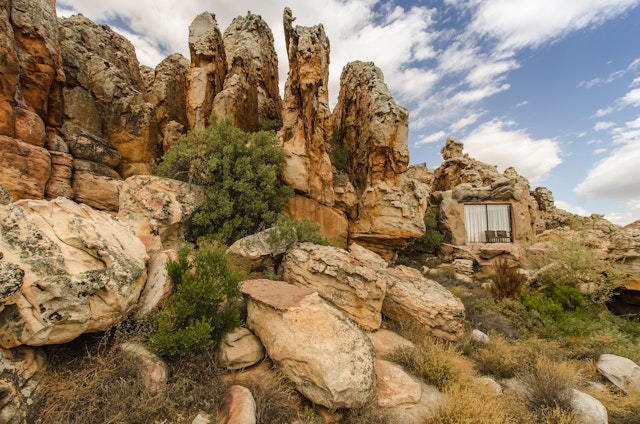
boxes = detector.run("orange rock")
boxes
[0,135,50,200]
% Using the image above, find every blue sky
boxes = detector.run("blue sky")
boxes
[57,0,640,225]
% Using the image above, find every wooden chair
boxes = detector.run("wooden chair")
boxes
[496,230,510,242]
[485,230,497,243]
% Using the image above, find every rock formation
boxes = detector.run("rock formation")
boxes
[186,13,226,130]
[214,13,282,132]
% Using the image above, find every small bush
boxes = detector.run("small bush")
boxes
[516,359,577,414]
[154,117,292,245]
[489,258,525,300]
[149,243,243,357]
[328,129,349,173]
[403,209,444,255]
[267,215,331,247]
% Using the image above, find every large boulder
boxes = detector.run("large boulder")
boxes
[381,266,465,341]
[186,13,226,130]
[241,279,376,409]
[597,354,640,393]
[117,175,204,251]
[282,243,386,331]
[213,13,282,132]
[284,195,349,248]
[0,197,148,347]
[279,8,334,206]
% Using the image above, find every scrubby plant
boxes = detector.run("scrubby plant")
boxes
[489,258,526,300]
[403,209,444,255]
[154,117,293,245]
[516,359,577,415]
[267,215,331,247]
[149,243,243,357]
[328,129,349,173]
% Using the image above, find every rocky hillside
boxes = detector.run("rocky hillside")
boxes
[2,1,640,423]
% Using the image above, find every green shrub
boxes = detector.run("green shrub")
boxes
[489,258,526,300]
[267,215,331,247]
[328,129,349,173]
[150,244,243,357]
[154,117,293,245]
[403,209,444,255]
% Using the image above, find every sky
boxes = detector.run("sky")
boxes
[56,0,640,226]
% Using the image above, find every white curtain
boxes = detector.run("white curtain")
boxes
[464,204,488,242]
[487,204,511,232]
[464,204,511,243]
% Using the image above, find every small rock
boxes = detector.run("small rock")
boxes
[597,354,640,392]
[375,359,422,408]
[120,342,168,395]
[192,413,212,424]
[571,389,608,424]
[367,329,415,358]
[216,385,256,424]
[218,327,265,370]
[471,329,489,345]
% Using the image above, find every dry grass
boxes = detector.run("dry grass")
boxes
[584,388,640,424]
[516,359,579,412]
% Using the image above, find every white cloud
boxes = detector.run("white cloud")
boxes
[593,148,608,155]
[594,121,615,131]
[555,200,589,216]
[579,57,640,88]
[621,88,640,107]
[462,119,562,185]
[594,107,615,118]
[468,0,640,51]
[575,138,640,200]
[516,100,528,107]
[111,27,166,68]
[604,211,639,226]
[417,131,447,145]
[450,113,484,132]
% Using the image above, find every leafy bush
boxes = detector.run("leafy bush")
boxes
[403,209,444,255]
[150,244,243,357]
[489,258,526,300]
[154,117,293,245]
[328,129,349,173]
[267,215,331,248]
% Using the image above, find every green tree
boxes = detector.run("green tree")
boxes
[149,244,243,357]
[404,209,444,254]
[155,117,293,245]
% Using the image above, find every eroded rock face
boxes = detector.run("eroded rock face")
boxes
[0,135,51,200]
[282,243,386,330]
[381,266,465,341]
[279,8,334,206]
[241,279,376,409]
[59,14,159,175]
[0,197,148,347]
[284,195,349,248]
[187,12,226,130]
[332,62,409,193]
[214,13,282,132]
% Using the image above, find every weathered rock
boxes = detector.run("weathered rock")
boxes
[72,171,122,212]
[349,172,429,261]
[279,8,334,206]
[59,14,159,174]
[384,381,446,424]
[0,197,148,347]
[0,261,23,304]
[216,385,257,424]
[571,389,608,424]
[213,13,281,132]
[381,266,465,341]
[7,0,64,126]
[241,279,376,409]
[332,61,409,192]
[218,327,265,371]
[284,195,348,248]
[61,123,122,169]
[187,13,227,130]
[597,354,640,392]
[471,329,490,345]
[147,53,189,142]
[45,151,73,199]
[13,108,45,147]
[135,250,176,319]
[375,359,421,408]
[192,413,213,424]
[0,135,51,200]
[0,8,19,126]
[367,329,415,358]
[120,342,168,395]
[0,185,12,205]
[117,175,204,251]
[226,227,291,273]
[282,243,386,330]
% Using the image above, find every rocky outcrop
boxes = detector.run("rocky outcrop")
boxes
[279,8,334,206]
[282,243,387,330]
[0,135,51,200]
[332,61,409,192]
[0,197,148,347]
[241,279,376,409]
[59,14,159,176]
[214,13,282,132]
[145,53,189,151]
[381,266,465,341]
[284,195,349,248]
[186,13,226,130]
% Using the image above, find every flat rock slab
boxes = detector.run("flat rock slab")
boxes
[597,353,640,392]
